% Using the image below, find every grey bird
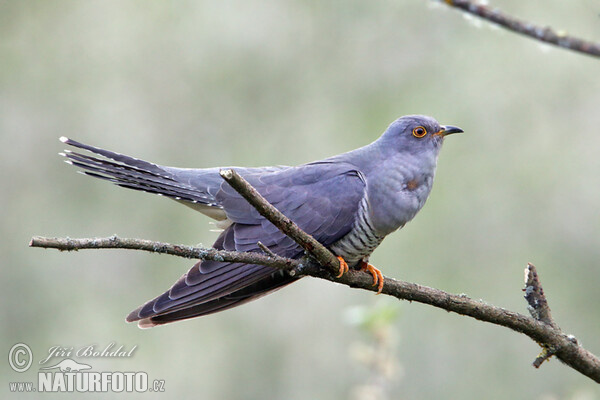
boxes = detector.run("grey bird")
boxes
[60,115,462,328]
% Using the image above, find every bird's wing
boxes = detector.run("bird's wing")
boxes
[127,162,366,326]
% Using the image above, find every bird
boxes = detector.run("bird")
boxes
[60,115,462,328]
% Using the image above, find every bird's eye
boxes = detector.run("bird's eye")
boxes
[412,126,427,138]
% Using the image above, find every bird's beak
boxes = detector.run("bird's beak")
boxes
[436,125,464,137]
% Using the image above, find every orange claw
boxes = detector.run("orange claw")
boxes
[336,256,349,278]
[359,261,384,294]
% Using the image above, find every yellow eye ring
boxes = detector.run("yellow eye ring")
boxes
[412,126,427,138]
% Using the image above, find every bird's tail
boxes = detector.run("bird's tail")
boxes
[60,137,218,206]
[130,267,297,328]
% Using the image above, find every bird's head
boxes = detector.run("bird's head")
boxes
[380,115,463,156]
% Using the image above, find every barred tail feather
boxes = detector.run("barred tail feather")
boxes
[60,137,218,206]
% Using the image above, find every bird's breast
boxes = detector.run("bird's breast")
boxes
[366,154,437,236]
[329,197,385,266]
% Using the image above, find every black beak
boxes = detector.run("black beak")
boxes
[439,125,464,136]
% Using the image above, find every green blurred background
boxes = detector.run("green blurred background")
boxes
[2,1,599,398]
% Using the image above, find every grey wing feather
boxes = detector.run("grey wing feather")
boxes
[127,163,366,326]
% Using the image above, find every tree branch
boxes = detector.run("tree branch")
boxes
[441,0,600,58]
[30,235,600,382]
[29,235,299,271]
[219,168,341,274]
[306,260,600,382]
[29,170,600,383]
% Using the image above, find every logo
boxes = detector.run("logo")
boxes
[8,343,33,373]
[39,359,91,372]
[8,342,165,393]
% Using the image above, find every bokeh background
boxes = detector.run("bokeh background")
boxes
[2,1,599,398]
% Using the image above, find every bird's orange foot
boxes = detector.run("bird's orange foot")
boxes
[359,261,384,294]
[336,256,349,278]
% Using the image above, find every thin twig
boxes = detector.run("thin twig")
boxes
[257,241,277,258]
[442,0,600,58]
[523,263,557,328]
[29,235,300,271]
[533,347,555,369]
[219,169,341,274]
[524,263,560,367]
